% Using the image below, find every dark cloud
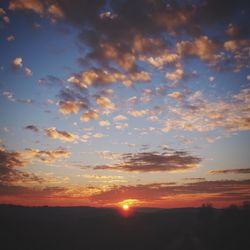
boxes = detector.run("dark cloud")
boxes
[0,149,25,172]
[95,148,202,172]
[24,125,39,133]
[0,147,70,185]
[1,145,70,182]
[209,168,250,175]
[0,183,64,197]
[0,148,40,184]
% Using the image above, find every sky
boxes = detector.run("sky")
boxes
[0,0,250,208]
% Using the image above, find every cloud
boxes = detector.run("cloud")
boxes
[177,36,218,61]
[12,57,33,76]
[94,148,202,172]
[9,0,64,22]
[163,88,250,132]
[6,35,15,42]
[80,110,99,122]
[3,15,10,23]
[147,116,159,122]
[0,8,6,16]
[209,168,250,175]
[128,109,148,117]
[12,57,23,68]
[96,96,115,110]
[2,91,33,104]
[0,148,44,186]
[209,76,215,82]
[24,67,33,76]
[81,174,126,183]
[113,115,128,121]
[0,183,65,202]
[0,148,26,170]
[59,101,82,115]
[90,179,250,207]
[9,0,44,14]
[45,127,78,142]
[58,88,89,115]
[67,68,126,88]
[93,133,106,139]
[140,51,179,68]
[129,71,151,82]
[24,125,39,133]
[165,68,185,83]
[99,120,110,126]
[224,39,250,51]
[8,0,249,75]
[20,148,71,164]
[115,123,128,130]
[47,3,64,19]
[97,43,136,71]
[67,68,150,88]
[99,11,117,20]
[2,91,15,102]
[168,91,183,100]
[222,39,250,71]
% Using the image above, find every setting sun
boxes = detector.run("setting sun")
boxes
[122,204,129,210]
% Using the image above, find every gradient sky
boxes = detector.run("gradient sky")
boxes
[0,0,250,208]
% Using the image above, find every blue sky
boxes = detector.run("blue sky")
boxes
[0,0,250,208]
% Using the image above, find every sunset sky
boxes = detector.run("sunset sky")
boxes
[0,0,250,208]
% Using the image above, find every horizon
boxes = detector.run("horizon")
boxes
[0,0,250,208]
[0,202,246,209]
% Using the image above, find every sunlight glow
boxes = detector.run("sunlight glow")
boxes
[122,204,129,210]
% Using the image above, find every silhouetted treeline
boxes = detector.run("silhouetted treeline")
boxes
[0,203,249,250]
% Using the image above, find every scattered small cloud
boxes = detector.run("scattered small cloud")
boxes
[80,110,99,122]
[6,35,15,42]
[24,125,39,133]
[45,127,79,142]
[12,57,23,69]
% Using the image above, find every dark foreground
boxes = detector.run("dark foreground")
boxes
[0,204,250,250]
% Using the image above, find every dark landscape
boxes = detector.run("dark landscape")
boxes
[1,204,250,250]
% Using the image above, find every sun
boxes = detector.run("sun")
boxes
[122,204,129,211]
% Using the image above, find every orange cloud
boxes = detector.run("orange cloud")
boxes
[177,36,218,61]
[96,96,115,110]
[90,179,250,208]
[9,0,44,14]
[99,120,110,127]
[45,128,78,142]
[113,115,128,121]
[168,91,183,100]
[59,101,82,115]
[80,110,99,122]
[12,57,23,68]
